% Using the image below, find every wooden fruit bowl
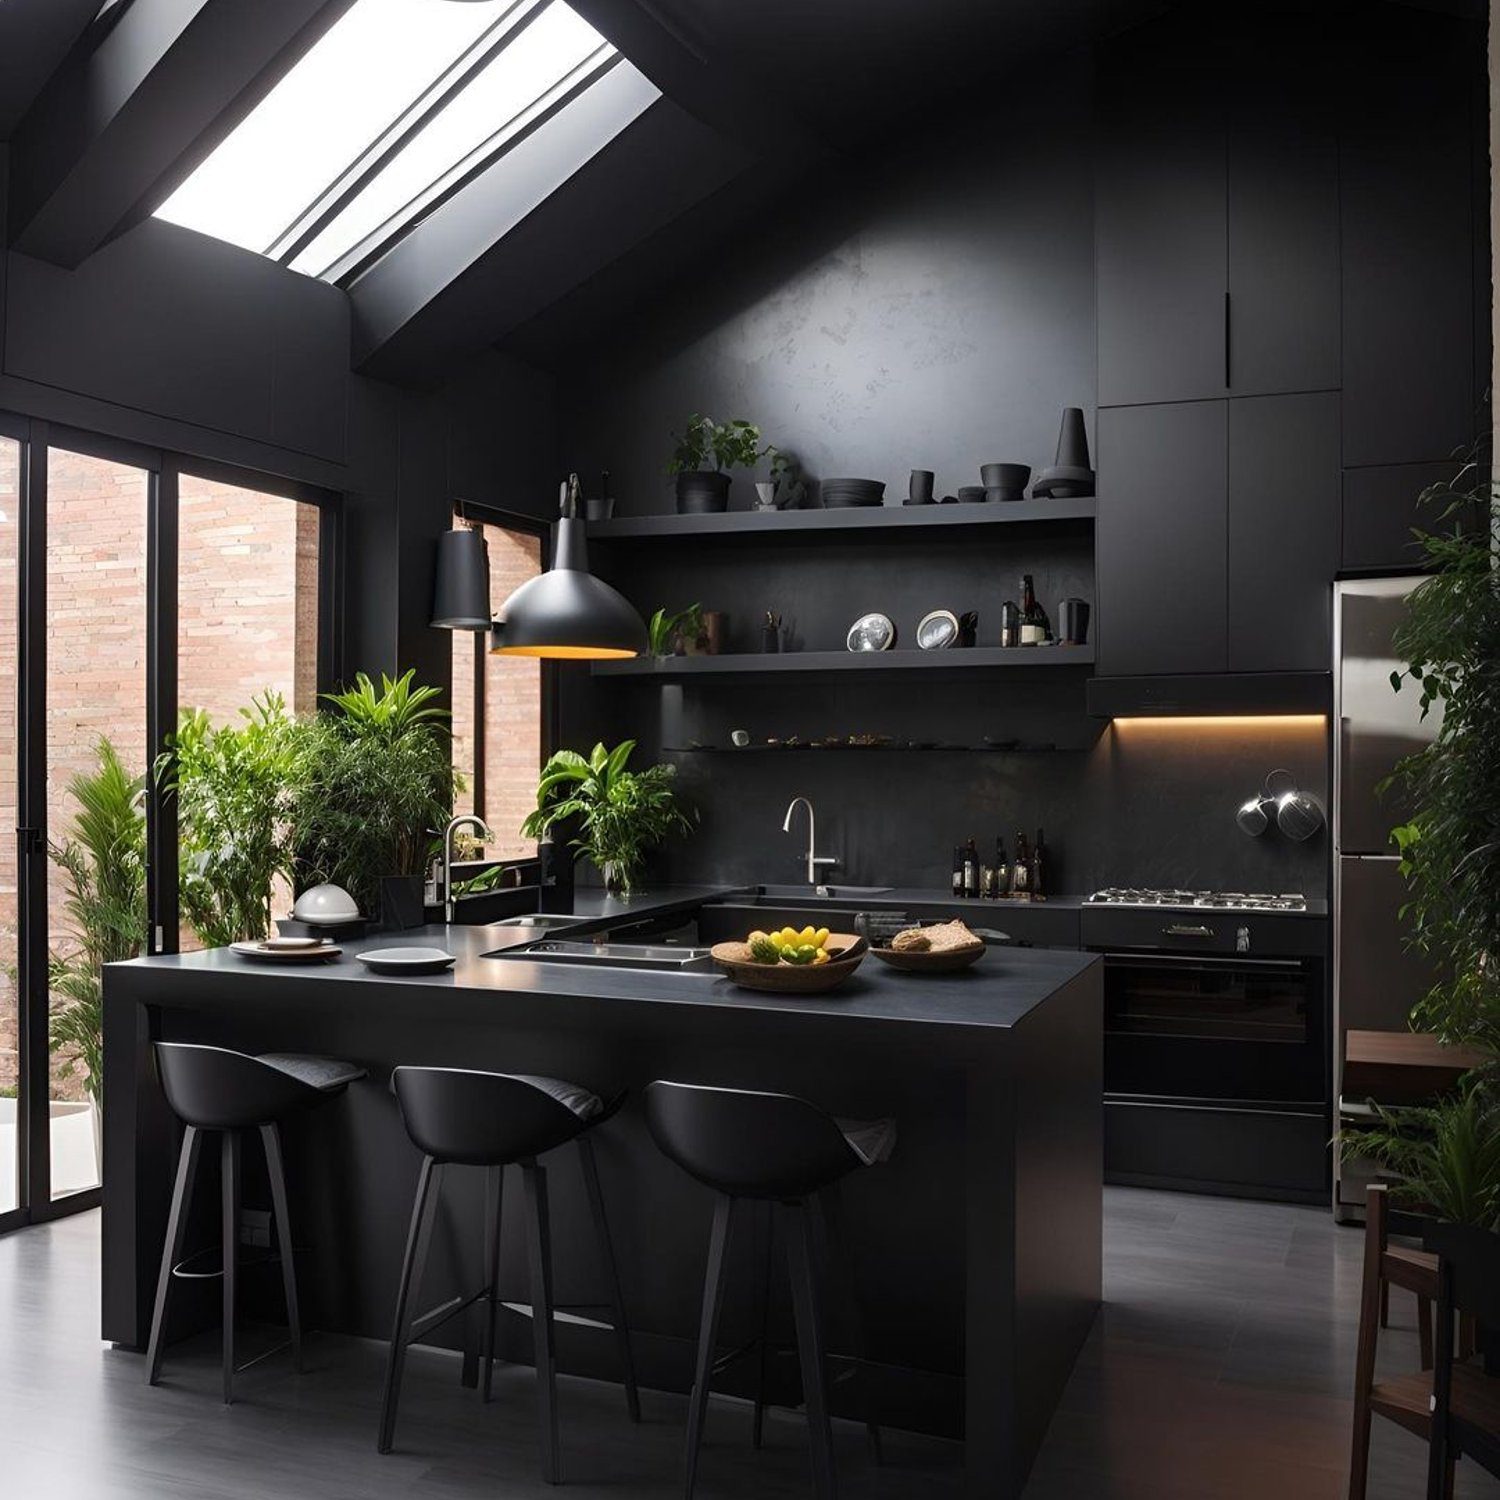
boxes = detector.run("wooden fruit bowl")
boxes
[710,934,868,994]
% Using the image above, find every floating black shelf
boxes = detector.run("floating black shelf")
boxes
[586,497,1096,541]
[593,645,1095,678]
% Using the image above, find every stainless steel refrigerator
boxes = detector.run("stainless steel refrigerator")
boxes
[1332,577,1443,1219]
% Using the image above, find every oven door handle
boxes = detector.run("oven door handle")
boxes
[1103,951,1311,973]
[1161,923,1215,938]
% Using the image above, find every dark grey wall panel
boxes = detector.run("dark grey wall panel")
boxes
[1096,401,1227,676]
[1340,461,1459,574]
[559,100,1096,513]
[4,220,350,461]
[1227,392,1339,672]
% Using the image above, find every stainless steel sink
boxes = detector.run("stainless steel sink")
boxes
[757,883,894,900]
[488,913,579,930]
[486,938,715,973]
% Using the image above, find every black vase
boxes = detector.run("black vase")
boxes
[675,471,732,514]
[380,874,427,931]
[1055,407,1091,470]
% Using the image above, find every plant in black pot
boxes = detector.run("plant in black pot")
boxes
[667,414,767,514]
[521,739,693,895]
[288,670,456,926]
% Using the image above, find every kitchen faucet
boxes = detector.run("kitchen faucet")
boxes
[782,796,838,886]
[443,813,494,923]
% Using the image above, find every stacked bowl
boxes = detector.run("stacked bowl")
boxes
[820,477,886,508]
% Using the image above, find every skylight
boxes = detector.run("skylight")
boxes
[155,0,618,283]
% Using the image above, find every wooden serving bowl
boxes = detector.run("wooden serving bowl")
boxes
[710,934,868,994]
[870,942,985,973]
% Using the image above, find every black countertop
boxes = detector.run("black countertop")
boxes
[116,917,1098,1036]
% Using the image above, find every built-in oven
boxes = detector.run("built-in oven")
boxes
[1082,904,1331,1201]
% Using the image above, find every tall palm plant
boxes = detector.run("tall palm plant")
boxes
[48,740,148,1109]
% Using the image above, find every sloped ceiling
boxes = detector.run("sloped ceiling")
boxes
[0,0,100,140]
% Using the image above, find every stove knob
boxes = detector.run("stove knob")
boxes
[1236,925,1251,954]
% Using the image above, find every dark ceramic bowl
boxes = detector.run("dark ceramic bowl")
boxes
[985,486,1027,503]
[956,485,987,503]
[980,462,1031,490]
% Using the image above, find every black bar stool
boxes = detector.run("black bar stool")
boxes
[147,1042,366,1403]
[379,1066,640,1483]
[644,1080,896,1500]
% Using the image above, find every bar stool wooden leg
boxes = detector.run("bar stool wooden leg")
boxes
[481,1164,503,1403]
[684,1193,736,1500]
[146,1124,202,1386]
[221,1131,242,1405]
[522,1161,561,1485]
[378,1156,444,1454]
[784,1200,837,1500]
[260,1122,302,1374]
[577,1134,640,1423]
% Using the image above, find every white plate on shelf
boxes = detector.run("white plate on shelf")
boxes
[230,940,341,964]
[355,946,457,975]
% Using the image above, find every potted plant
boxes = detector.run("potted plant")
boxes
[666,414,767,514]
[288,670,456,926]
[164,693,298,946]
[522,740,693,894]
[647,603,703,658]
[48,739,148,1169]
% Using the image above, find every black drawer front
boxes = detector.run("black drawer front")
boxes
[1105,1098,1329,1200]
[1081,906,1327,957]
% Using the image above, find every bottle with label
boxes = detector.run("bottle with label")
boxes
[1011,831,1032,900]
[962,838,980,899]
[1031,827,1047,901]
[993,835,1010,899]
[952,845,965,897]
[1000,600,1020,648]
[1019,575,1051,645]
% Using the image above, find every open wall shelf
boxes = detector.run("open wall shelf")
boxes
[587,497,1096,541]
[593,645,1094,678]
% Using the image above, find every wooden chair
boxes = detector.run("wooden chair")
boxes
[1427,1223,1500,1499]
[1348,1183,1445,1500]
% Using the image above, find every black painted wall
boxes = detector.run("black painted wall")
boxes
[553,55,1337,899]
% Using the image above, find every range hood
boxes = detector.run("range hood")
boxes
[1086,672,1332,719]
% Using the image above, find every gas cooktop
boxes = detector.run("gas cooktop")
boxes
[1087,888,1308,912]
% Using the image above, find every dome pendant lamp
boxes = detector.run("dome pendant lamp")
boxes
[491,474,646,659]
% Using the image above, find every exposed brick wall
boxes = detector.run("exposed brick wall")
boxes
[0,448,318,1106]
[450,521,542,858]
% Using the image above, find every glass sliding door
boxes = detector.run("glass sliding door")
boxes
[0,437,20,1215]
[44,446,151,1199]
[175,471,322,950]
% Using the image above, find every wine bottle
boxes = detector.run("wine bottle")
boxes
[952,845,965,897]
[1011,831,1032,900]
[962,838,979,899]
[993,835,1009,899]
[1019,575,1051,645]
[1031,827,1047,901]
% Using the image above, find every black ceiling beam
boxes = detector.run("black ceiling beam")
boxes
[0,0,100,142]
[7,0,354,269]
[349,80,753,386]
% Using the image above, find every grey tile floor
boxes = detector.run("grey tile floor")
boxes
[1,1190,1495,1498]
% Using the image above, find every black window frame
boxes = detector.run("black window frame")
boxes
[0,412,343,1234]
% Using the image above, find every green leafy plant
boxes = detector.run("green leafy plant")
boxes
[666,414,767,475]
[162,694,299,948]
[289,670,456,915]
[48,740,148,1108]
[1354,1076,1500,1232]
[1383,460,1500,1053]
[648,603,703,657]
[521,740,693,893]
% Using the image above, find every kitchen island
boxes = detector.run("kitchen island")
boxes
[102,894,1101,1498]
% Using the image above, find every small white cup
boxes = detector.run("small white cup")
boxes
[731,729,751,747]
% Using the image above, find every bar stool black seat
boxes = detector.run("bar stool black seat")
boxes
[380,1066,640,1483]
[146,1042,366,1403]
[644,1080,896,1500]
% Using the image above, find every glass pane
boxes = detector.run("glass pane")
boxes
[155,0,516,254]
[291,3,609,276]
[0,438,19,1213]
[46,449,151,1198]
[450,520,541,859]
[177,474,321,951]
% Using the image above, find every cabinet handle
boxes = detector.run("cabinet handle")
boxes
[1163,923,1215,938]
[1223,290,1231,388]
